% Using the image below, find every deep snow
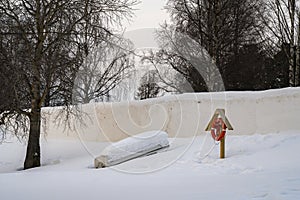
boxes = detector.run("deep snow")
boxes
[95,130,169,168]
[44,87,300,141]
[1,87,300,200]
[0,132,300,200]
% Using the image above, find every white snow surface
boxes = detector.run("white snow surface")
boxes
[1,88,300,199]
[1,132,300,200]
[95,130,169,167]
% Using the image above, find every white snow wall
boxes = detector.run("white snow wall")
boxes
[43,87,300,142]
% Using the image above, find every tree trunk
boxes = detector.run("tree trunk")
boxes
[24,109,41,169]
[206,2,214,61]
[44,90,51,107]
[296,11,300,87]
[289,0,296,87]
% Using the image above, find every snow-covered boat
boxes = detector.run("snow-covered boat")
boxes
[94,130,169,168]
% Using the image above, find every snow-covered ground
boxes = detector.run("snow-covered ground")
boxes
[0,131,300,200]
[1,87,300,199]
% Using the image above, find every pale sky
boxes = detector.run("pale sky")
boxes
[125,0,170,31]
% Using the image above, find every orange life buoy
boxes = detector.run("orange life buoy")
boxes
[211,118,227,141]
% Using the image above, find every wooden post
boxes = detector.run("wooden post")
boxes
[205,108,233,160]
[220,137,225,159]
[220,110,226,159]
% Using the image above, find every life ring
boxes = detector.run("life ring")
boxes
[211,118,227,141]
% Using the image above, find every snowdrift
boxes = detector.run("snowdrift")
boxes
[43,87,300,141]
[1,132,300,199]
[94,131,169,168]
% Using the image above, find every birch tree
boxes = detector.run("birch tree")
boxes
[0,0,137,169]
[264,0,300,86]
[156,0,265,91]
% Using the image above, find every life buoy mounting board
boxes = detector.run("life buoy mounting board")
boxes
[205,109,233,131]
[205,109,234,159]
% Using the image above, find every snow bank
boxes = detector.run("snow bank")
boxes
[94,130,169,168]
[1,133,300,199]
[43,87,300,141]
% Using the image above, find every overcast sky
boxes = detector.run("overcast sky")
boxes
[125,0,170,31]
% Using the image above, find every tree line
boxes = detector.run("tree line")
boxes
[136,0,300,99]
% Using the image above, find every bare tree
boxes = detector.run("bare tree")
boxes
[0,0,137,169]
[263,0,300,86]
[155,0,266,91]
[166,0,264,66]
[140,50,192,94]
[142,45,210,92]
[297,12,300,85]
[135,70,161,100]
[73,36,135,104]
